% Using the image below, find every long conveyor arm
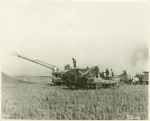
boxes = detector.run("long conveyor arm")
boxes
[16,54,56,70]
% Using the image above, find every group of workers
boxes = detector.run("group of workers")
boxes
[72,58,115,79]
[99,68,114,79]
[52,58,129,84]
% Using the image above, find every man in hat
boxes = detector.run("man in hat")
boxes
[102,71,105,79]
[95,67,99,78]
[111,69,114,77]
[123,70,127,75]
[105,68,109,79]
[72,58,77,68]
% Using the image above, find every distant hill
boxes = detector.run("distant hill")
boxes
[13,75,52,84]
[2,72,52,84]
[1,72,32,84]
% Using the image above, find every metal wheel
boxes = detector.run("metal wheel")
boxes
[109,85,114,89]
[55,82,61,85]
[116,83,119,88]
[87,84,90,89]
[100,84,103,89]
[98,84,102,89]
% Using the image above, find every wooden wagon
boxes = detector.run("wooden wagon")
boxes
[88,77,120,89]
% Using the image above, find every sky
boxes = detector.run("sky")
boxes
[1,0,150,76]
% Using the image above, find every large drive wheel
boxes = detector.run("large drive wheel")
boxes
[55,82,61,85]
[99,84,103,89]
[87,84,90,89]
[109,84,114,89]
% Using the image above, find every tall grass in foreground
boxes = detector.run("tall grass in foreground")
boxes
[2,83,148,120]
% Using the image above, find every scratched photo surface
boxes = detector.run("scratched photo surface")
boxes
[1,0,149,120]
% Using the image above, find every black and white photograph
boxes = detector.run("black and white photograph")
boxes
[1,0,149,120]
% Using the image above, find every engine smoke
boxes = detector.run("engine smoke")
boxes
[130,45,149,66]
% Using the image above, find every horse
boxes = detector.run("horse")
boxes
[126,76,133,84]
[131,77,139,85]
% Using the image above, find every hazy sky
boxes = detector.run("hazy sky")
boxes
[1,1,149,76]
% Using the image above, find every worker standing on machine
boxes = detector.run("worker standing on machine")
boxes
[111,69,114,77]
[105,68,109,79]
[72,58,77,68]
